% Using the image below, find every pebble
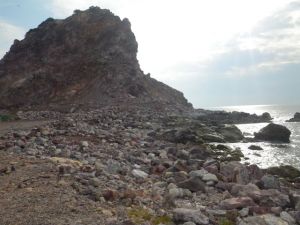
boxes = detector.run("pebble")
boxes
[132,169,148,179]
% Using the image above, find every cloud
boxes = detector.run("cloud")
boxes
[0,21,26,58]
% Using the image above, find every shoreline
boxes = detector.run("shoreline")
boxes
[1,106,300,224]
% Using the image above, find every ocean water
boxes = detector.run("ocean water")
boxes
[213,105,300,169]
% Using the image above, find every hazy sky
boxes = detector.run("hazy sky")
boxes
[0,0,299,107]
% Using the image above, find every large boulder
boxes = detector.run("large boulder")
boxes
[254,123,291,143]
[267,165,300,180]
[286,112,300,122]
[217,125,244,142]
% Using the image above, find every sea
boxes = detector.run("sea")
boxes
[211,105,300,169]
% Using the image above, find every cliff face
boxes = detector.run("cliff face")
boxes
[0,6,191,110]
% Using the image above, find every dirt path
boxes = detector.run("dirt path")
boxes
[0,152,107,225]
[0,120,50,136]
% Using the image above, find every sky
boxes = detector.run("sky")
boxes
[0,0,300,107]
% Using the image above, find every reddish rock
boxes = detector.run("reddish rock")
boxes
[249,206,272,215]
[102,189,119,201]
[220,197,256,210]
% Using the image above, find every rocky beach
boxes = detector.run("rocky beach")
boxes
[1,6,300,225]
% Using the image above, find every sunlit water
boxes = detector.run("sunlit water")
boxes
[212,105,300,169]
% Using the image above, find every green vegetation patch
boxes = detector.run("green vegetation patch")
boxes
[127,207,173,225]
[0,114,16,122]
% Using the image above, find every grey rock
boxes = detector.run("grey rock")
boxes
[177,176,206,192]
[106,159,121,174]
[218,124,244,142]
[189,169,208,178]
[173,208,209,225]
[254,123,291,143]
[220,197,256,210]
[239,208,249,217]
[168,188,192,199]
[261,174,281,190]
[132,169,148,179]
[202,173,218,182]
[183,222,196,225]
[280,211,296,225]
[238,214,289,225]
[248,145,263,150]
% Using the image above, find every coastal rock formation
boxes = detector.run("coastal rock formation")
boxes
[195,110,272,124]
[286,112,300,122]
[254,123,291,143]
[0,6,191,110]
[1,108,300,224]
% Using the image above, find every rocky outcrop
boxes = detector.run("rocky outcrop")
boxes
[286,112,300,122]
[254,123,291,143]
[194,110,272,124]
[0,6,191,110]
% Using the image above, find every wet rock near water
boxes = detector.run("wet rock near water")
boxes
[254,123,291,143]
[286,112,300,122]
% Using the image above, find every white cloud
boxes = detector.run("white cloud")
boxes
[46,0,292,81]
[0,21,26,58]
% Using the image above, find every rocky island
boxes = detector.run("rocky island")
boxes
[0,6,299,225]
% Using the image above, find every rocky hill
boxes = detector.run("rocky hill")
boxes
[0,6,191,110]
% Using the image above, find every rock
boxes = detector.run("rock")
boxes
[106,159,121,174]
[81,141,89,147]
[177,177,206,192]
[248,145,263,150]
[238,214,289,225]
[239,208,249,217]
[173,208,209,225]
[132,169,148,179]
[220,197,256,210]
[168,188,192,199]
[230,183,261,199]
[254,123,291,143]
[202,173,218,182]
[262,112,272,121]
[177,149,190,160]
[220,161,243,182]
[161,129,199,144]
[267,165,300,180]
[280,211,296,224]
[189,169,208,179]
[258,189,290,208]
[201,134,225,143]
[290,211,300,224]
[260,174,281,190]
[0,7,191,109]
[290,194,300,210]
[189,147,212,160]
[183,222,197,225]
[218,124,244,142]
[286,112,300,122]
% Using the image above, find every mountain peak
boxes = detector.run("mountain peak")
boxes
[0,7,191,110]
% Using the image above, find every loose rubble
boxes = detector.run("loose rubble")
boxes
[0,105,299,225]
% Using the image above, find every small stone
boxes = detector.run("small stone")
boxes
[189,169,208,178]
[177,176,206,192]
[81,141,89,147]
[280,211,296,224]
[132,169,148,179]
[173,208,209,225]
[248,145,263,150]
[183,222,196,225]
[261,174,280,190]
[102,209,113,217]
[220,197,256,210]
[202,173,218,182]
[239,208,249,217]
[106,159,121,174]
